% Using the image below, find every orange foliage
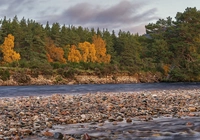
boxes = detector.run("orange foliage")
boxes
[0,34,20,63]
[163,64,170,76]
[46,39,66,63]
[92,34,110,63]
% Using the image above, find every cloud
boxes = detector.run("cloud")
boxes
[0,0,159,34]
[37,0,158,34]
[0,0,35,18]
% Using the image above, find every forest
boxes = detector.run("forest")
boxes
[0,7,200,82]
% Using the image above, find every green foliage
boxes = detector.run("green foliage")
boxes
[13,70,31,83]
[62,67,77,79]
[0,8,200,82]
[50,62,62,69]
[0,69,10,81]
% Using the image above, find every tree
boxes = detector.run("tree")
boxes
[67,45,82,63]
[92,34,111,63]
[46,38,66,63]
[79,41,97,62]
[0,34,20,63]
[50,22,61,46]
[102,29,117,64]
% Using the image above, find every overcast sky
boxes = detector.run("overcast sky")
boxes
[0,0,199,35]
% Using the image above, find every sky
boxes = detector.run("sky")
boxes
[0,0,199,35]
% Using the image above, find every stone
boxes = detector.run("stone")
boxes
[188,107,196,112]
[42,131,53,137]
[152,133,161,137]
[98,123,104,126]
[194,126,200,132]
[19,129,32,135]
[0,89,199,139]
[4,137,12,140]
[116,116,123,121]
[112,121,118,125]
[186,122,194,127]
[126,118,132,123]
[81,114,86,120]
[54,132,63,139]
[81,133,91,140]
[13,135,20,140]
[108,116,115,122]
[46,122,52,128]
[68,137,75,140]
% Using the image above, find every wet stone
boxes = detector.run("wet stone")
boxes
[0,89,199,140]
[54,132,63,139]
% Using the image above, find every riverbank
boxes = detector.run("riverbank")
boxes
[0,71,162,86]
[0,89,199,139]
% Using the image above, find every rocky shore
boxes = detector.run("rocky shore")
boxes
[0,89,199,140]
[0,72,161,86]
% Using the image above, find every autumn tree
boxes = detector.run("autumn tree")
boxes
[0,34,20,63]
[67,45,82,62]
[79,41,96,62]
[46,38,66,63]
[92,34,111,63]
[67,42,96,63]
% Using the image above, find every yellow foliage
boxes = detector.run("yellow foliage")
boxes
[88,43,97,62]
[0,34,20,63]
[67,35,111,63]
[92,34,110,63]
[79,42,89,62]
[67,45,82,62]
[79,41,97,62]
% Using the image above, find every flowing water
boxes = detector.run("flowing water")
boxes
[0,82,200,97]
[1,82,200,140]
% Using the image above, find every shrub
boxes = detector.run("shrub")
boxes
[0,69,10,81]
[13,70,31,84]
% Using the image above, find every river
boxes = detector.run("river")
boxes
[0,82,200,97]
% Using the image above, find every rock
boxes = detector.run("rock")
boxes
[4,137,12,140]
[126,118,132,123]
[68,137,75,140]
[54,132,63,139]
[188,113,195,117]
[98,123,104,126]
[42,131,53,137]
[63,135,71,140]
[188,107,196,112]
[186,122,194,127]
[81,114,86,120]
[13,135,20,140]
[46,122,52,128]
[108,116,115,122]
[33,123,40,129]
[19,129,32,135]
[0,89,199,139]
[81,133,91,140]
[152,133,161,137]
[116,116,123,121]
[112,121,118,125]
[194,126,200,132]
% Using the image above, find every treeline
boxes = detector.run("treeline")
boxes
[0,7,200,82]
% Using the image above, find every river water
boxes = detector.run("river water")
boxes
[0,82,200,97]
[1,82,200,140]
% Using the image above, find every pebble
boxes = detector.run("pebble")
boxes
[126,118,132,123]
[54,132,63,139]
[0,89,199,140]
